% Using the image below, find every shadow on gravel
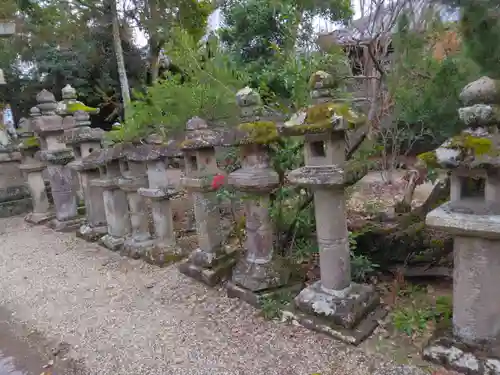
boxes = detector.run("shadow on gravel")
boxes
[0,306,86,375]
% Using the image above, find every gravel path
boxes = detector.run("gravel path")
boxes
[0,217,430,375]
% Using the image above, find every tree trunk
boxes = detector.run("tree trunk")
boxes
[110,0,131,117]
[148,37,161,84]
[147,0,161,84]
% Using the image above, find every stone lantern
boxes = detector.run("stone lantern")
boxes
[0,20,15,85]
[67,111,106,241]
[57,84,99,120]
[280,71,384,345]
[19,107,52,224]
[32,90,83,231]
[178,117,236,286]
[422,76,500,374]
[117,147,152,258]
[135,141,184,265]
[83,145,131,250]
[225,87,300,306]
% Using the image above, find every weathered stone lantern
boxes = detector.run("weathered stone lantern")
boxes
[135,141,183,265]
[178,117,235,286]
[422,76,500,374]
[83,145,131,250]
[0,115,29,218]
[0,20,15,85]
[280,71,384,345]
[225,87,299,306]
[118,147,152,258]
[19,107,52,224]
[32,90,82,231]
[57,84,99,120]
[67,111,106,240]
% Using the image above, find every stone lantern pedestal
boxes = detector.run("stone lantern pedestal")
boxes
[280,71,384,345]
[118,151,154,258]
[178,117,236,286]
[134,142,186,265]
[83,146,131,251]
[0,147,32,218]
[18,108,53,224]
[32,90,83,232]
[422,77,500,374]
[226,87,302,306]
[66,111,106,241]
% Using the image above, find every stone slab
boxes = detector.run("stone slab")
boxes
[426,202,500,239]
[76,224,107,242]
[47,217,84,232]
[142,242,190,267]
[99,234,125,251]
[231,258,293,292]
[25,211,54,225]
[294,281,380,329]
[281,302,388,345]
[121,237,156,259]
[0,198,32,218]
[178,256,237,287]
[423,332,500,375]
[226,282,304,309]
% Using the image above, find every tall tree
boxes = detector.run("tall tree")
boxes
[440,0,500,78]
[109,0,131,114]
[125,0,213,83]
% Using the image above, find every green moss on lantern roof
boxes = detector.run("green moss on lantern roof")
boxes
[66,102,99,114]
[22,136,40,149]
[283,102,365,136]
[417,150,439,168]
[238,121,279,144]
[447,134,495,156]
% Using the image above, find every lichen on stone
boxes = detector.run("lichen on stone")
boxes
[459,104,500,127]
[238,121,279,144]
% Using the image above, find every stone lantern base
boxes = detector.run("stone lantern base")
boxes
[226,259,304,308]
[282,281,387,345]
[122,236,156,259]
[77,223,108,242]
[179,248,237,287]
[0,185,33,218]
[423,332,500,375]
[25,211,54,225]
[142,241,188,267]
[48,216,85,232]
[100,234,126,251]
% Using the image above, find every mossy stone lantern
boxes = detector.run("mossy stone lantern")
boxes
[280,71,384,345]
[178,117,236,286]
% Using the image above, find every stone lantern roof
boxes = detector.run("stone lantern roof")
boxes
[180,117,222,150]
[421,77,500,170]
[425,76,500,238]
[126,140,180,162]
[279,71,365,137]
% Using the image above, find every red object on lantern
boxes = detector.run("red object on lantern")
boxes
[211,174,225,189]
